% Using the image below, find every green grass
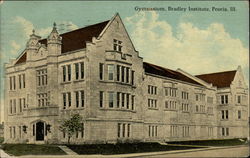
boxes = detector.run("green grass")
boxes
[1,144,66,156]
[67,142,203,155]
[167,138,248,146]
[0,137,4,144]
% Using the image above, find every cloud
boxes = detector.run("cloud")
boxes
[57,21,79,33]
[13,16,79,37]
[125,12,249,79]
[10,41,21,55]
[13,16,52,38]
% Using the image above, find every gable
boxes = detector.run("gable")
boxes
[99,13,137,53]
[196,71,236,88]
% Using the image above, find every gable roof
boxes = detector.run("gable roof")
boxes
[15,20,109,65]
[143,62,202,86]
[195,70,236,88]
[39,20,109,53]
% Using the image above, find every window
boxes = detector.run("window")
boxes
[9,77,12,90]
[100,91,104,108]
[238,110,241,119]
[149,125,158,137]
[99,63,104,80]
[80,91,84,107]
[80,62,84,79]
[63,66,66,82]
[81,123,84,138]
[67,65,71,81]
[237,95,241,104]
[75,63,79,80]
[181,91,189,100]
[117,65,120,81]
[131,71,134,85]
[170,125,178,137]
[9,100,12,114]
[126,94,130,109]
[226,128,229,136]
[148,99,157,108]
[221,95,228,104]
[131,95,135,110]
[222,127,229,136]
[13,76,16,90]
[75,91,79,107]
[108,92,115,108]
[18,75,22,89]
[113,39,122,52]
[23,98,26,108]
[117,92,120,108]
[23,74,25,88]
[63,93,66,109]
[13,99,16,113]
[221,110,229,120]
[118,123,131,138]
[121,66,125,82]
[127,124,130,137]
[122,93,125,107]
[19,98,22,112]
[108,65,114,80]
[148,85,157,95]
[37,93,48,107]
[68,92,71,107]
[37,69,47,86]
[225,110,228,119]
[126,67,129,83]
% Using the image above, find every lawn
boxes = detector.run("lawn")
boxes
[1,144,66,156]
[167,138,248,146]
[67,142,203,155]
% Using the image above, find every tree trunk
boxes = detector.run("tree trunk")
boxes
[68,136,71,144]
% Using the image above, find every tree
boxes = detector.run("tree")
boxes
[59,113,83,144]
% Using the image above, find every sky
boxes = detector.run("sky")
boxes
[0,1,249,122]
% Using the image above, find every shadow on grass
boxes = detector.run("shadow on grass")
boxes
[167,138,248,146]
[67,142,203,155]
[1,144,66,156]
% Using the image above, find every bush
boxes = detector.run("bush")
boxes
[0,137,4,144]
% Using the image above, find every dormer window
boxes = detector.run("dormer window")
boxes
[113,39,122,52]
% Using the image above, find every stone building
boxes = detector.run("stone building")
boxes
[4,13,249,144]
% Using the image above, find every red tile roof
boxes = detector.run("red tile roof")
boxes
[195,70,236,88]
[143,62,202,86]
[15,20,109,65]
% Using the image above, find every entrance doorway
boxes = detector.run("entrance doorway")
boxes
[36,121,45,141]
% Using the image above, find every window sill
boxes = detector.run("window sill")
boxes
[99,108,136,113]
[220,119,229,121]
[73,79,85,83]
[61,81,71,85]
[194,112,206,114]
[61,107,85,110]
[181,111,190,113]
[148,107,158,110]
[164,109,177,111]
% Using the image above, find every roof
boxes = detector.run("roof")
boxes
[15,20,109,64]
[195,70,236,88]
[39,20,109,53]
[143,62,202,86]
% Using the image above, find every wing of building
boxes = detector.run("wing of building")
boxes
[4,13,249,144]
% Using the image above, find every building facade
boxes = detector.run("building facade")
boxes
[4,14,249,144]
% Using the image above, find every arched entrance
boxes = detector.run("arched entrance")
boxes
[36,121,45,141]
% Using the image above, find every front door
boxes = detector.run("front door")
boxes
[36,122,44,141]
